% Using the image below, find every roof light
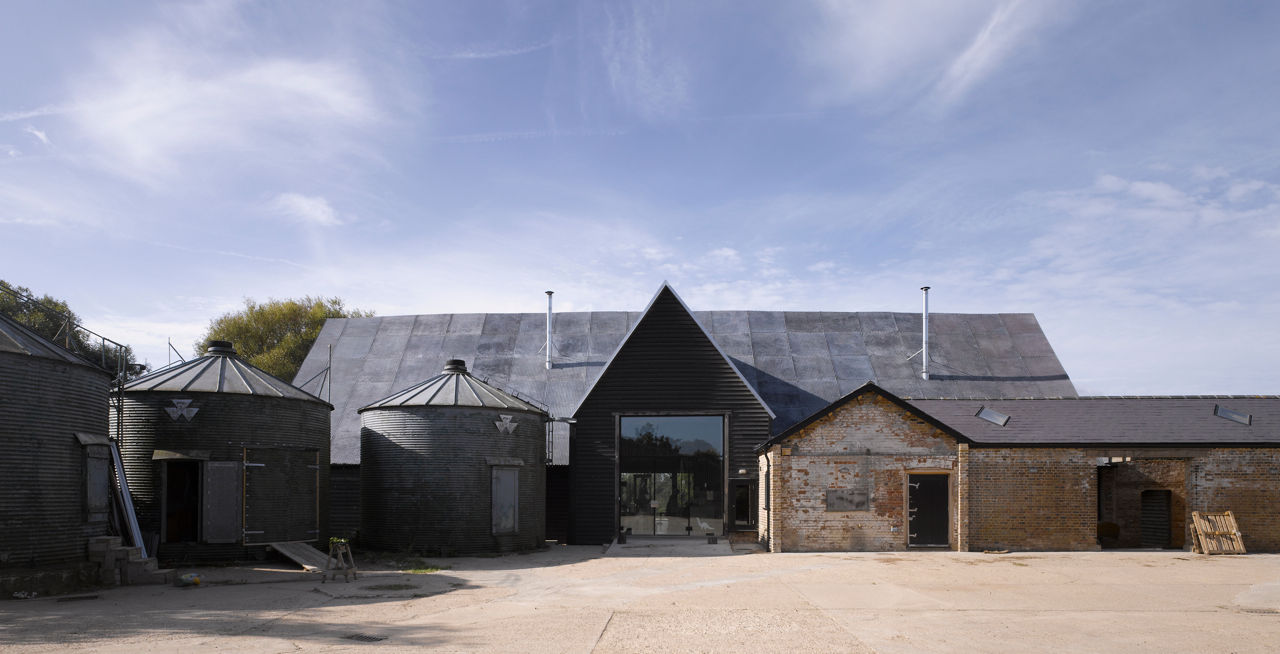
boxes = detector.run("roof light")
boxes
[1214,405,1252,425]
[976,406,1010,426]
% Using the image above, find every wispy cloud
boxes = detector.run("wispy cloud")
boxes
[23,125,50,145]
[2,144,18,157]
[431,127,626,144]
[0,104,71,122]
[433,40,556,60]
[62,10,378,184]
[929,0,1052,110]
[268,192,342,227]
[599,3,690,120]
[805,0,1059,112]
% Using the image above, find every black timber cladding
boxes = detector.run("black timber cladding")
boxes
[570,287,772,544]
[295,285,1076,465]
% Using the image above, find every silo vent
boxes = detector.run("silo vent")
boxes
[442,359,467,373]
[206,341,237,356]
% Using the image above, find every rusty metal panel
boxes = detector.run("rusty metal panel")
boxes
[202,461,241,544]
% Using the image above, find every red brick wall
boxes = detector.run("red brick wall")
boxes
[759,394,958,552]
[1098,459,1188,549]
[1191,448,1280,552]
[965,447,1098,551]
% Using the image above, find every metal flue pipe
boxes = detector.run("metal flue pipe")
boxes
[921,286,930,380]
[545,290,554,370]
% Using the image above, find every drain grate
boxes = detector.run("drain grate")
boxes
[345,633,387,643]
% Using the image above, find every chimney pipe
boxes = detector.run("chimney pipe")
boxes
[545,290,554,370]
[921,286,930,380]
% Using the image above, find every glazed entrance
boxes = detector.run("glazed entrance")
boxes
[619,416,724,536]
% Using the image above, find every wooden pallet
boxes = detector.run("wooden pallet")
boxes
[1190,511,1246,555]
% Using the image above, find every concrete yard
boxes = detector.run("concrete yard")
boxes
[2,540,1279,653]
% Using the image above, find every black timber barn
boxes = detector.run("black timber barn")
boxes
[295,283,1077,545]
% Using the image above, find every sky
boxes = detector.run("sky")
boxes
[2,0,1278,395]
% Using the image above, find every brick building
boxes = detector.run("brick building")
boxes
[758,384,1280,552]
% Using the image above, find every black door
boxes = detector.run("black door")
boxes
[1140,490,1171,548]
[729,480,756,531]
[908,474,948,547]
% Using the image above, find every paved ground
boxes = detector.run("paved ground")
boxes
[3,540,1279,653]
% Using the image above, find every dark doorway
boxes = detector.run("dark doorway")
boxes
[729,479,756,531]
[908,474,948,547]
[1140,489,1172,548]
[164,461,201,543]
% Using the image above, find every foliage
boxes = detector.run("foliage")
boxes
[0,279,139,376]
[195,296,373,381]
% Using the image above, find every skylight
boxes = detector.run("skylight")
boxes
[976,406,1010,426]
[1214,405,1252,425]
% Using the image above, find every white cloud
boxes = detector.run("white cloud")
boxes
[268,193,342,227]
[805,0,1059,112]
[23,125,50,145]
[62,10,378,184]
[1226,179,1272,203]
[2,144,18,157]
[930,0,1051,110]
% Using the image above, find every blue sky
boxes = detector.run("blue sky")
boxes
[3,0,1278,394]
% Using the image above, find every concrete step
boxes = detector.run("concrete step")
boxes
[119,558,172,585]
[87,536,123,563]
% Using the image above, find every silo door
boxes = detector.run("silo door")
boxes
[243,448,319,544]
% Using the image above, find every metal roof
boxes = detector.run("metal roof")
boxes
[0,311,106,370]
[906,396,1280,446]
[360,359,546,413]
[296,284,1076,464]
[125,341,330,405]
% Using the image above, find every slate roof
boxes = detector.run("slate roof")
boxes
[907,396,1280,446]
[295,285,1076,464]
[126,341,329,405]
[0,311,107,370]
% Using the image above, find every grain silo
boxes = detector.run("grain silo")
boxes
[360,359,548,555]
[116,341,331,563]
[0,312,112,579]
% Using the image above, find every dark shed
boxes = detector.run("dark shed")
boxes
[359,359,548,555]
[115,341,331,563]
[0,312,112,571]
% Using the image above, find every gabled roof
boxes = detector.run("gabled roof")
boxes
[126,341,330,406]
[754,381,972,453]
[907,396,1280,446]
[570,283,773,419]
[295,284,1076,463]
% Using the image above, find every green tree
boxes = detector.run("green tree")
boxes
[195,296,373,381]
[0,279,139,375]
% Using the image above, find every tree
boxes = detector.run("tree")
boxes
[195,296,373,382]
[0,279,140,376]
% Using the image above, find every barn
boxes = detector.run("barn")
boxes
[756,383,1280,552]
[296,283,1076,546]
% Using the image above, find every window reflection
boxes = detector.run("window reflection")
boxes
[619,416,723,536]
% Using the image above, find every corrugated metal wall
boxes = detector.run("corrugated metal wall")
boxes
[569,288,773,545]
[0,352,111,568]
[328,464,361,539]
[361,406,546,555]
[114,392,330,562]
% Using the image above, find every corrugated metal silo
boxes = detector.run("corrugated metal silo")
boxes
[360,359,548,554]
[115,341,332,563]
[0,312,112,570]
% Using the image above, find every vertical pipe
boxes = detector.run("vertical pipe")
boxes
[545,291,554,370]
[921,286,930,380]
[327,343,333,403]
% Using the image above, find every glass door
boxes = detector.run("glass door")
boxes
[619,416,724,537]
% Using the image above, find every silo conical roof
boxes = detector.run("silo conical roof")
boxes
[123,340,329,404]
[359,359,545,413]
[0,311,107,370]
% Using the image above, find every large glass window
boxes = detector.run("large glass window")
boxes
[619,416,723,536]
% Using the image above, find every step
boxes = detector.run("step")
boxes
[118,557,167,585]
